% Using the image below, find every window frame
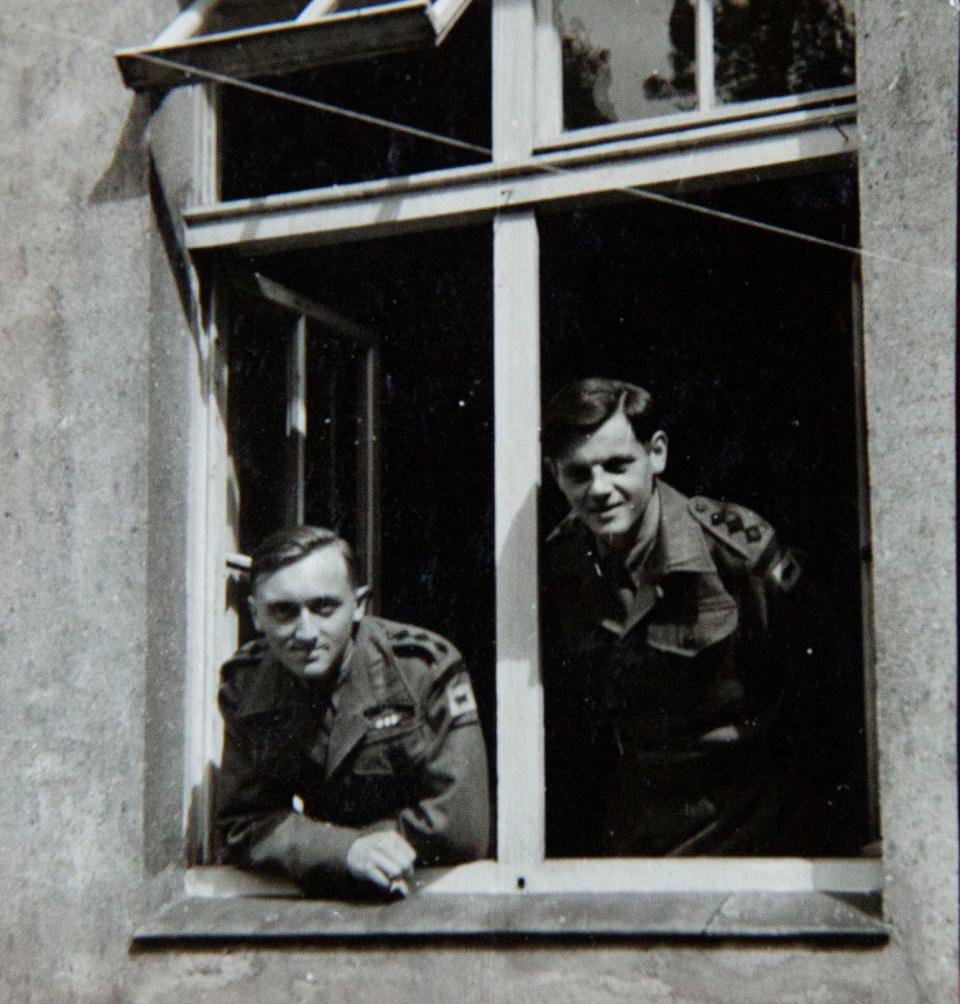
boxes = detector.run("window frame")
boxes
[158,0,882,932]
[536,0,856,150]
[115,0,475,91]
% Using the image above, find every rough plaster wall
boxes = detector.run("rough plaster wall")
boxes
[128,942,926,1004]
[857,0,959,1000]
[0,2,172,1000]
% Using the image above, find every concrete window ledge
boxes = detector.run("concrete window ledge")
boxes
[133,867,887,946]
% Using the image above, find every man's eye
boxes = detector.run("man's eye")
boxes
[562,467,589,484]
[269,604,299,623]
[307,600,339,617]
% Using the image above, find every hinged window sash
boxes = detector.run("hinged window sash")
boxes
[115,0,475,91]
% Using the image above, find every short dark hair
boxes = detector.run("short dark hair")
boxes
[250,526,359,593]
[542,378,665,459]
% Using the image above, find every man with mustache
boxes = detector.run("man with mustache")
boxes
[215,526,489,896]
[541,378,802,857]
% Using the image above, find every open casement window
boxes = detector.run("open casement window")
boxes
[187,266,382,865]
[115,0,476,91]
[142,0,889,944]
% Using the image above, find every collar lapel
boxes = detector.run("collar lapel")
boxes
[620,581,661,637]
[618,482,714,638]
[325,621,383,780]
[654,481,716,575]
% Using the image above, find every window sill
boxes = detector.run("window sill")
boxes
[133,864,886,945]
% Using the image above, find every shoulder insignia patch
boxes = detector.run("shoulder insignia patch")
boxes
[447,677,478,721]
[768,547,803,593]
[689,495,775,564]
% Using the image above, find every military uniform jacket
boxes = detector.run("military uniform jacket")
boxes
[542,480,800,856]
[216,616,490,890]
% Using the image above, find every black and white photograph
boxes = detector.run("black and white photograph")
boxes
[1,1,956,1000]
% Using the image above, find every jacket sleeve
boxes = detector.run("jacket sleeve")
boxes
[395,661,490,863]
[216,719,370,888]
[215,664,368,889]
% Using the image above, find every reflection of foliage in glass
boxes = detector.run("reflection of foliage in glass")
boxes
[644,0,855,105]
[562,17,616,129]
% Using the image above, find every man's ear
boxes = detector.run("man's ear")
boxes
[247,594,262,633]
[544,456,558,482]
[354,584,372,622]
[649,430,668,476]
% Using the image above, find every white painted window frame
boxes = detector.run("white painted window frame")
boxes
[180,0,879,899]
[535,0,855,153]
[115,0,475,91]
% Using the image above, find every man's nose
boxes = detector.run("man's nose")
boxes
[587,467,611,497]
[292,608,318,641]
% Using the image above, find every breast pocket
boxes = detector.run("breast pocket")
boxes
[646,602,739,657]
[353,717,431,776]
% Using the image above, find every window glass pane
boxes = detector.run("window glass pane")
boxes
[220,0,490,199]
[559,0,695,131]
[227,297,299,555]
[715,0,855,104]
[539,171,870,859]
[303,334,361,543]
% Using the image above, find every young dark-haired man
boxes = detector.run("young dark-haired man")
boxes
[541,378,802,856]
[215,526,489,896]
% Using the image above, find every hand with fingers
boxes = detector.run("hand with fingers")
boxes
[345,830,417,896]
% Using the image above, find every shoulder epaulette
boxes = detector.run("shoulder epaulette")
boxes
[379,618,462,674]
[218,640,268,715]
[688,495,776,568]
[220,639,266,677]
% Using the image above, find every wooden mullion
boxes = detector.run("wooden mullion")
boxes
[284,316,308,527]
[224,268,375,345]
[155,0,224,46]
[492,0,543,869]
[296,0,340,21]
[426,0,475,42]
[695,0,716,113]
[357,345,382,608]
[851,265,881,842]
[533,0,562,144]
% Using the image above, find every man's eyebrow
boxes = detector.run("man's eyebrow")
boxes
[268,594,340,607]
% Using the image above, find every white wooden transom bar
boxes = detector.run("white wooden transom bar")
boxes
[183,111,856,254]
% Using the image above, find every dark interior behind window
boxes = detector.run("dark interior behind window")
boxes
[539,169,870,857]
[220,0,491,200]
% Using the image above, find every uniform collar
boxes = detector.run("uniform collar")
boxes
[551,480,716,580]
[236,621,377,717]
[650,480,716,576]
[325,617,420,780]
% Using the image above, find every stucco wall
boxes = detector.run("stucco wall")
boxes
[0,1,955,1001]
[856,0,959,998]
[0,3,158,999]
